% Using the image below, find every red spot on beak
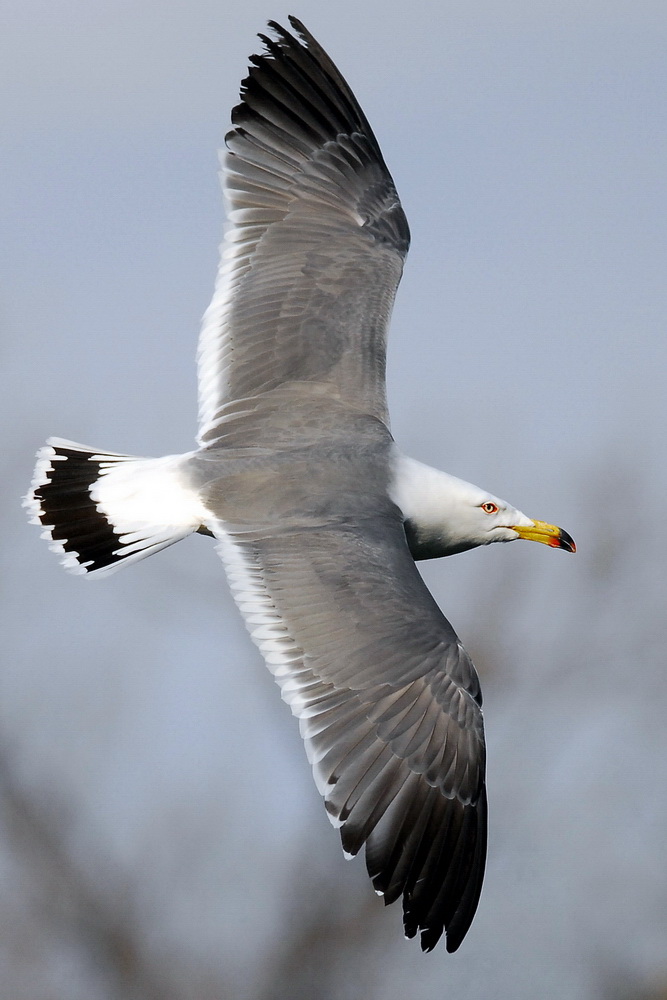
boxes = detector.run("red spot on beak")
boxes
[552,529,576,553]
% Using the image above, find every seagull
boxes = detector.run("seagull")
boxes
[25,17,575,952]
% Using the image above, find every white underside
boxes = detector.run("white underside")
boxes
[88,449,208,536]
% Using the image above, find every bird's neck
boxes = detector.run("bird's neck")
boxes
[389,453,481,560]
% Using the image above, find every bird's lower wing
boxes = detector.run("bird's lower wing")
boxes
[213,509,487,952]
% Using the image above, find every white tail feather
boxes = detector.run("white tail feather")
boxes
[25,437,207,577]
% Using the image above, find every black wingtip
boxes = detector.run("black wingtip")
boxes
[262,17,305,49]
[287,15,311,41]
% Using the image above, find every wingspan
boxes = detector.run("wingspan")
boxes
[213,506,487,952]
[197,17,410,444]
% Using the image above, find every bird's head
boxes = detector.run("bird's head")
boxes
[394,457,576,559]
[456,487,576,553]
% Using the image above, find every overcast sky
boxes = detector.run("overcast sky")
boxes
[2,3,666,997]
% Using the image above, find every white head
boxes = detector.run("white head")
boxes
[392,455,575,559]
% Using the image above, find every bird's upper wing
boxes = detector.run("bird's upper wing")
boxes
[197,17,410,445]
[211,495,486,953]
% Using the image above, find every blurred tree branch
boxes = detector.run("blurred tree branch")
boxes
[0,741,170,1000]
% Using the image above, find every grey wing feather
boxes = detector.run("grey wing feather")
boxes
[197,18,410,444]
[215,506,486,953]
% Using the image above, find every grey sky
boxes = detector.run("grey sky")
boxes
[2,3,666,997]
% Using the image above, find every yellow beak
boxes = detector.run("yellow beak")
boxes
[512,519,576,552]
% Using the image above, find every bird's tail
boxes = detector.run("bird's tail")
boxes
[24,438,207,577]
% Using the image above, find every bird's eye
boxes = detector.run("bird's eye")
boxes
[481,502,499,514]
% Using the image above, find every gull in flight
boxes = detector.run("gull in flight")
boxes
[26,17,575,952]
